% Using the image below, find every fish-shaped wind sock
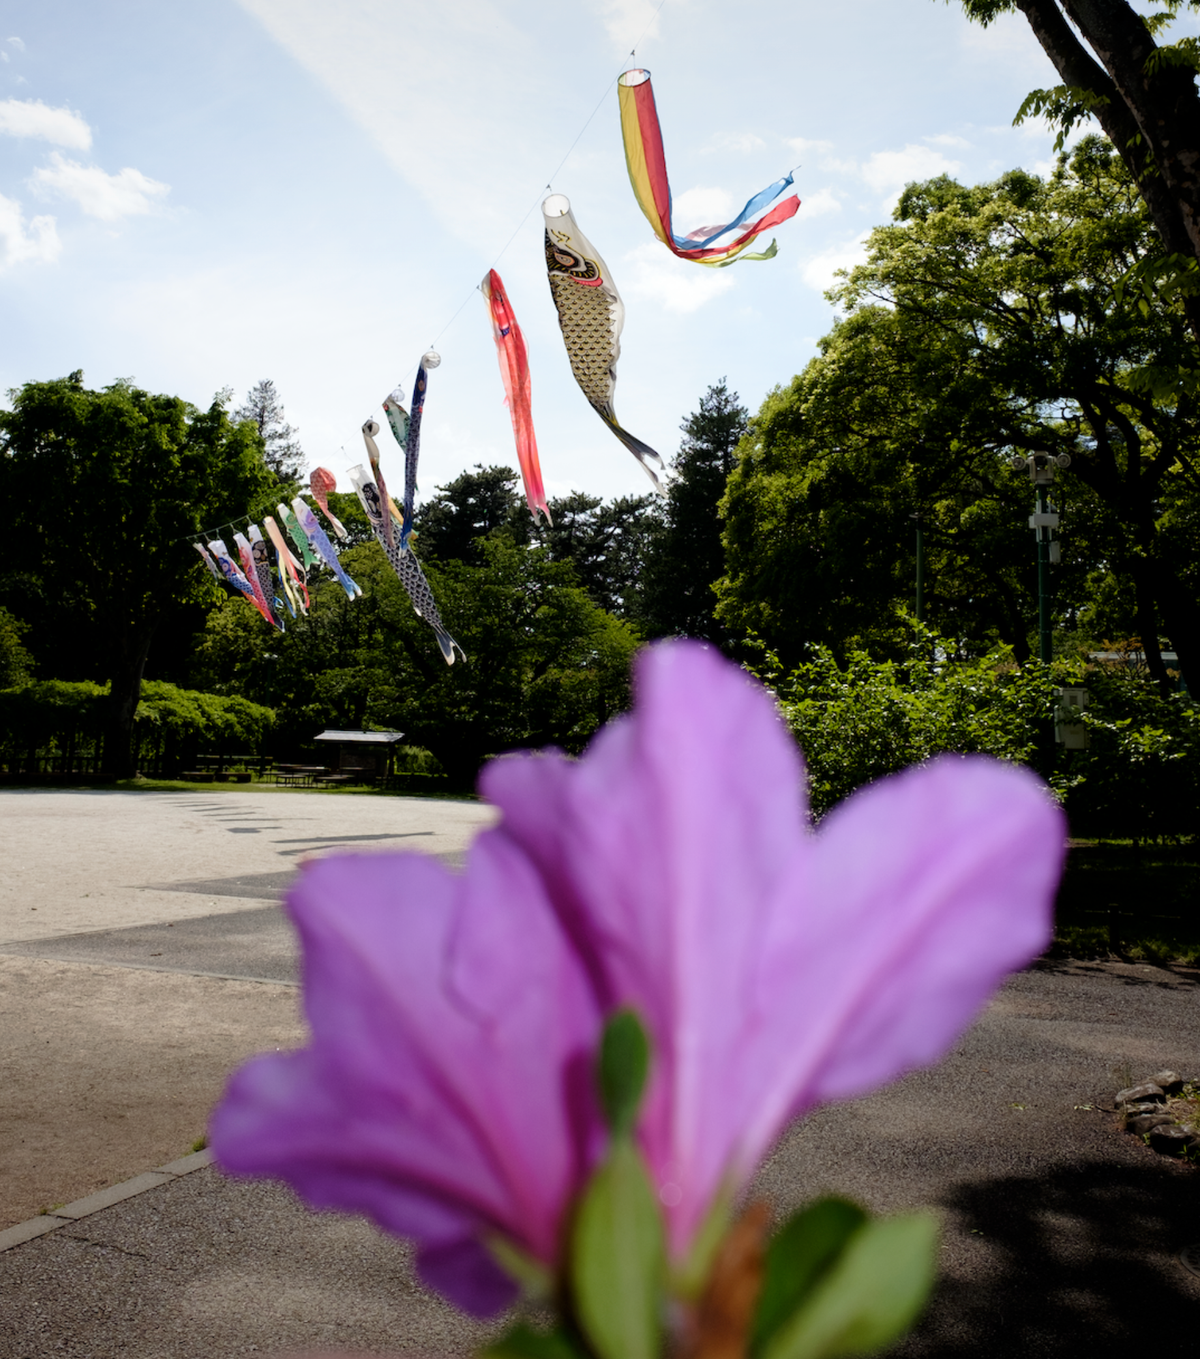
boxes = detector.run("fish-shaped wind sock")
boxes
[209,538,275,626]
[265,515,310,613]
[249,525,287,625]
[237,531,284,631]
[395,352,439,546]
[542,193,664,491]
[383,387,409,451]
[291,496,362,601]
[348,463,465,665]
[481,269,551,524]
[361,419,398,550]
[618,68,799,267]
[309,468,348,540]
[193,542,223,580]
[278,503,320,572]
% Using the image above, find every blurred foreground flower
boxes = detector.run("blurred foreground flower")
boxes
[211,641,1064,1358]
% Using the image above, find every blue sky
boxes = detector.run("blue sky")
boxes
[0,1,1130,510]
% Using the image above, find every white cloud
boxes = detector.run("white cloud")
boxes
[797,186,841,217]
[30,153,170,220]
[671,185,735,234]
[622,240,735,314]
[0,98,92,150]
[0,192,60,267]
[799,230,870,295]
[786,136,833,158]
[600,0,675,49]
[959,10,1053,74]
[860,144,962,208]
[926,133,970,149]
[703,131,765,155]
[7,36,25,52]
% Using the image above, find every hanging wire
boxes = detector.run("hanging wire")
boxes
[192,0,672,546]
[419,0,670,360]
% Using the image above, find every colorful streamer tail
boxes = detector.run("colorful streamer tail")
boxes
[618,68,800,267]
[481,269,550,524]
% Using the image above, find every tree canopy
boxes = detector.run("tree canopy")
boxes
[957,0,1200,346]
[718,141,1200,685]
[639,381,748,646]
[0,373,272,774]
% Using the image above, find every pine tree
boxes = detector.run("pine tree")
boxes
[234,379,304,483]
[639,380,748,645]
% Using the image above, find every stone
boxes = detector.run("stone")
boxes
[1123,1101,1164,1115]
[1148,1124,1195,1155]
[1129,1113,1177,1135]
[1150,1070,1185,1093]
[1115,1082,1165,1106]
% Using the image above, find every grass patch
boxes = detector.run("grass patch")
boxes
[190,1135,208,1154]
[1053,838,1200,964]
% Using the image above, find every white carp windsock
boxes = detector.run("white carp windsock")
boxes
[349,455,465,666]
[248,525,287,625]
[361,417,401,550]
[193,542,223,580]
[291,496,362,601]
[542,192,664,491]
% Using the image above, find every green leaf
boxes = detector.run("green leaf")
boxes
[484,1322,589,1359]
[485,1234,554,1299]
[671,1178,735,1299]
[751,1198,868,1352]
[598,1008,651,1137]
[570,1139,664,1359]
[760,1212,938,1359]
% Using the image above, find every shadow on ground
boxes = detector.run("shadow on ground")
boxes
[899,1160,1200,1356]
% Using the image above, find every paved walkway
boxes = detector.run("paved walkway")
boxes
[1,789,1198,1357]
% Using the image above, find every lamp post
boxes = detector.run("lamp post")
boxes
[1009,451,1071,663]
[913,512,924,624]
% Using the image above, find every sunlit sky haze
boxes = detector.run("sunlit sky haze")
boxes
[1,0,1170,511]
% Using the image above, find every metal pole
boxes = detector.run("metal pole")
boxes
[915,525,924,623]
[1036,481,1051,663]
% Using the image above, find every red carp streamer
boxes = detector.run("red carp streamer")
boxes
[481,269,551,525]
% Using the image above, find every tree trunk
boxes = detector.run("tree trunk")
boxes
[101,624,156,779]
[1016,0,1200,345]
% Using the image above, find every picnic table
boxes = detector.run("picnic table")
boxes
[273,765,328,787]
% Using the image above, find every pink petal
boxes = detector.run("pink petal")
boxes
[483,643,1064,1254]
[481,642,811,1249]
[210,830,601,1315]
[729,754,1063,1181]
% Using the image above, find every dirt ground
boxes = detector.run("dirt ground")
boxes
[0,954,304,1229]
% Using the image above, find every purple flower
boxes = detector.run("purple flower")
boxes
[211,641,1064,1315]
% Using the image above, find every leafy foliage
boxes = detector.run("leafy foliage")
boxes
[190,535,640,786]
[719,142,1200,686]
[639,381,748,646]
[0,677,273,773]
[0,372,273,774]
[233,378,305,483]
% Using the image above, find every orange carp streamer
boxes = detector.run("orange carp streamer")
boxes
[481,269,551,525]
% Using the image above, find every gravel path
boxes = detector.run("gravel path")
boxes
[1,790,1197,1357]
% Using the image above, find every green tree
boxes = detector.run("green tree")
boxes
[957,0,1200,346]
[191,535,641,787]
[720,143,1200,685]
[0,606,32,689]
[234,378,305,483]
[0,372,271,776]
[533,491,655,618]
[640,381,748,645]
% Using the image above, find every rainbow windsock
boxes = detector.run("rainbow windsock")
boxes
[618,68,799,267]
